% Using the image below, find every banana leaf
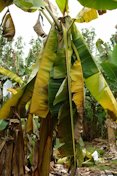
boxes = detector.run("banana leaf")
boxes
[0,89,24,119]
[30,25,58,118]
[70,59,84,139]
[101,62,117,83]
[72,24,98,78]
[50,38,66,79]
[0,67,23,85]
[75,8,98,23]
[56,0,68,15]
[48,78,64,117]
[72,23,117,119]
[0,78,35,119]
[14,0,45,12]
[57,102,80,157]
[78,0,117,10]
[17,78,35,116]
[54,78,68,105]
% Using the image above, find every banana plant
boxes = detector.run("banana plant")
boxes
[0,0,117,175]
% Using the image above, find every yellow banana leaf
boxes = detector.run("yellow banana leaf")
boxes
[30,25,58,118]
[0,67,23,85]
[85,72,117,120]
[75,8,98,23]
[71,59,84,116]
[26,113,33,133]
[70,59,84,139]
[0,78,34,119]
[0,89,24,119]
[7,88,17,95]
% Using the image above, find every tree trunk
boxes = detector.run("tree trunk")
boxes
[0,117,25,176]
[32,114,53,176]
[105,117,117,153]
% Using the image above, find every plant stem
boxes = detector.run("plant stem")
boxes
[62,24,76,166]
[41,9,53,26]
[45,5,60,30]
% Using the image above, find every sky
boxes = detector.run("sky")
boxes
[0,0,117,51]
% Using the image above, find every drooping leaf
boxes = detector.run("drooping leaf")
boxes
[57,103,72,143]
[26,113,33,132]
[85,72,117,120]
[1,10,15,40]
[14,0,45,12]
[54,78,68,105]
[0,88,24,119]
[0,120,8,131]
[57,103,77,157]
[78,0,117,10]
[56,0,68,15]
[33,13,47,38]
[72,23,117,120]
[70,59,84,140]
[72,24,99,78]
[50,38,66,79]
[0,78,34,119]
[7,88,17,95]
[75,8,98,23]
[48,78,64,117]
[30,25,58,118]
[101,62,117,88]
[0,67,23,85]
[58,142,73,157]
[0,0,13,12]
[17,78,35,116]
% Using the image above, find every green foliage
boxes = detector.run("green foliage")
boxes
[14,0,45,12]
[56,0,68,15]
[0,119,8,131]
[78,0,117,10]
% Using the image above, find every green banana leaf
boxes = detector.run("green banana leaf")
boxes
[56,0,68,15]
[14,0,45,12]
[50,38,66,79]
[72,23,117,119]
[78,0,117,10]
[57,102,83,160]
[71,59,84,140]
[101,62,117,84]
[0,120,8,131]
[72,25,99,78]
[48,78,64,117]
[30,25,58,118]
[54,78,68,105]
[0,67,23,85]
